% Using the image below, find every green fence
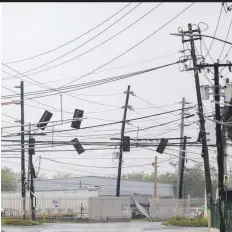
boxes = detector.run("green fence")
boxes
[211,200,232,232]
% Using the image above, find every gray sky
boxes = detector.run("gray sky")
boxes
[1,2,232,179]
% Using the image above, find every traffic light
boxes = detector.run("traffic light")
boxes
[123,136,130,152]
[71,109,84,129]
[28,138,35,155]
[156,138,168,154]
[37,110,53,130]
[71,138,85,155]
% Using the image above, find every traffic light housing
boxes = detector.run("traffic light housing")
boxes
[156,138,168,154]
[37,110,53,130]
[71,138,85,154]
[28,138,35,155]
[71,109,84,129]
[123,136,130,152]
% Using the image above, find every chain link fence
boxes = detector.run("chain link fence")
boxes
[211,200,232,232]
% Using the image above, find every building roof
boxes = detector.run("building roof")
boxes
[32,176,174,197]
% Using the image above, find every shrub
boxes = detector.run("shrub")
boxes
[162,216,208,227]
[2,219,42,226]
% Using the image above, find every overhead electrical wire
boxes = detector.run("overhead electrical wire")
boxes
[2,64,125,110]
[3,2,132,65]
[1,106,193,137]
[61,2,195,88]
[3,2,163,79]
[218,18,232,61]
[1,60,184,101]
[204,3,224,60]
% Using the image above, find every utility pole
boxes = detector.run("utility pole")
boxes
[20,81,26,219]
[214,63,225,232]
[197,62,231,232]
[154,156,158,199]
[184,24,213,208]
[222,78,230,176]
[176,97,185,198]
[178,136,187,199]
[116,85,130,197]
[28,123,36,220]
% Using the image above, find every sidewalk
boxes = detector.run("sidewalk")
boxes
[210,229,219,232]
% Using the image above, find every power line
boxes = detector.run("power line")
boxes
[1,60,181,100]
[204,3,224,59]
[61,2,195,88]
[218,19,232,61]
[3,3,132,65]
[4,3,162,79]
[1,106,193,137]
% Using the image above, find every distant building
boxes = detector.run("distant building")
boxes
[32,176,174,198]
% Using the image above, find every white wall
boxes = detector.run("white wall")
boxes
[88,196,131,220]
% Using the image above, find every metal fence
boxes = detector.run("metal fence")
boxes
[149,197,205,220]
[211,200,232,232]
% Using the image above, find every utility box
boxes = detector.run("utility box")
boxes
[200,85,210,100]
[87,196,131,221]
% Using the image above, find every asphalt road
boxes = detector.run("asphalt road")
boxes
[2,221,210,232]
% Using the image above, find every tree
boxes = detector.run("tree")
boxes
[36,173,48,180]
[122,171,153,182]
[52,173,78,179]
[121,164,218,198]
[1,167,18,191]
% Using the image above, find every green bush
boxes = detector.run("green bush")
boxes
[162,216,208,227]
[2,218,42,226]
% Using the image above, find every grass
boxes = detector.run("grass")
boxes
[162,216,208,227]
[1,218,42,226]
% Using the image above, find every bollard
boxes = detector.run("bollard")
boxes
[41,214,46,222]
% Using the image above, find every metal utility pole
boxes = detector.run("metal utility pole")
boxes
[116,85,130,197]
[178,136,187,199]
[154,156,158,199]
[176,97,185,198]
[187,23,213,208]
[20,81,26,219]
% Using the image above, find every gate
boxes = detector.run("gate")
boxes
[211,200,232,232]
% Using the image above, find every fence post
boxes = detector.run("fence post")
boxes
[208,209,211,232]
[187,194,190,219]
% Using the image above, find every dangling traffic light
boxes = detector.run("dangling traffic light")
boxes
[71,138,85,155]
[123,136,130,152]
[71,109,84,129]
[156,138,168,154]
[37,110,53,130]
[28,138,35,155]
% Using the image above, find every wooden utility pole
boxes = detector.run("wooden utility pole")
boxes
[177,24,213,208]
[28,123,36,220]
[116,85,130,197]
[197,62,231,232]
[20,81,26,219]
[178,136,187,199]
[154,156,158,199]
[177,97,185,198]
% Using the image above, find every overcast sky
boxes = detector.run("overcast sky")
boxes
[1,2,232,179]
